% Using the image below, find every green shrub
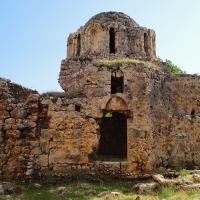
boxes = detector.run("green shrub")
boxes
[157,57,186,74]
[165,59,186,74]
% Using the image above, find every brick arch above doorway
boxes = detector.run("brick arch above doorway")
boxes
[106,96,127,111]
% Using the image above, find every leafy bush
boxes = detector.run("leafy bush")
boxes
[157,57,186,74]
[166,60,186,74]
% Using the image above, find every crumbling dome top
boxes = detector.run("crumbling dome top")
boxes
[84,11,139,28]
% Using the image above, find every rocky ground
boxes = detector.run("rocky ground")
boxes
[1,169,200,199]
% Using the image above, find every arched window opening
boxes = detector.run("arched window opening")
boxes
[110,28,115,54]
[111,70,123,94]
[77,34,81,56]
[90,28,99,51]
[144,33,148,55]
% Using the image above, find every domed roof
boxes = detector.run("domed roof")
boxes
[85,11,139,28]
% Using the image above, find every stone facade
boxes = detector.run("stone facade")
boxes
[1,12,200,178]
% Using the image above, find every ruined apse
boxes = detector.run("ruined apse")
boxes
[1,12,200,178]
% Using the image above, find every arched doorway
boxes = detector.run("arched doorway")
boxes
[97,97,130,160]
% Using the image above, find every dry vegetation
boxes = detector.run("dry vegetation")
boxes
[40,91,85,102]
[93,59,162,70]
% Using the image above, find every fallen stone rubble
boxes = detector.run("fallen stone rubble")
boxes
[132,171,200,194]
[1,170,200,198]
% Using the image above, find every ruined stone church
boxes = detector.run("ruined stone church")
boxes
[1,12,200,178]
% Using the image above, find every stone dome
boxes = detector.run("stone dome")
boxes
[66,11,156,60]
[84,11,139,29]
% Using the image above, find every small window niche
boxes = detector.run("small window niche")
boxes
[75,105,81,112]
[111,70,124,94]
[109,28,115,54]
[191,109,195,116]
[77,34,81,56]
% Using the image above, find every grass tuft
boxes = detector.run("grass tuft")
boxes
[156,187,178,199]
[180,169,189,177]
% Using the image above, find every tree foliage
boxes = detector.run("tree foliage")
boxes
[157,57,186,74]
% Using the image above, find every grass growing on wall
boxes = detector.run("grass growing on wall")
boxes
[41,91,85,100]
[93,59,162,70]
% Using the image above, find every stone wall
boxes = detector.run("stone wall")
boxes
[1,64,200,179]
[59,59,170,93]
[152,74,200,168]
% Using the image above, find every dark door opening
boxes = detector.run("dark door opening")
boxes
[97,112,127,160]
[77,34,81,56]
[111,70,123,94]
[110,28,115,54]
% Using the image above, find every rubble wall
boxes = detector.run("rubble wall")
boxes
[152,74,200,168]
[0,78,39,177]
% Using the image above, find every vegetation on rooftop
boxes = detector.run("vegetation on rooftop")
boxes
[93,59,162,70]
[94,58,187,74]
[41,91,85,102]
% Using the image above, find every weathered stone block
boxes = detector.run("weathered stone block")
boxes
[193,174,200,183]
[132,182,160,194]
[11,146,21,155]
[6,130,20,139]
[5,118,15,125]
[23,120,36,128]
[0,154,7,166]
[10,108,26,119]
[40,140,50,154]
[30,147,42,155]
[0,110,10,120]
[29,141,39,148]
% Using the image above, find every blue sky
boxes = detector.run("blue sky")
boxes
[0,0,199,93]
